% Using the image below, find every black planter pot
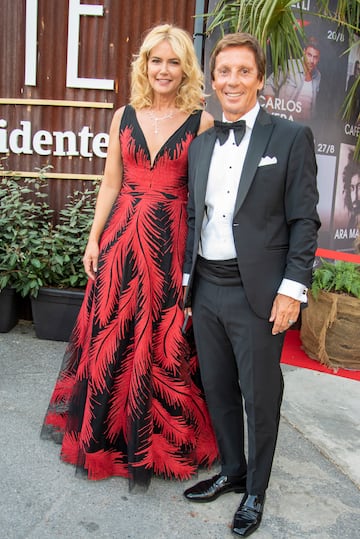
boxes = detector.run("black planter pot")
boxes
[0,286,18,332]
[31,287,85,342]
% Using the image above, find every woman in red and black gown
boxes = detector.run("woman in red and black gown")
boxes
[41,24,218,489]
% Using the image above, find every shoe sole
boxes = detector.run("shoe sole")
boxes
[232,521,261,537]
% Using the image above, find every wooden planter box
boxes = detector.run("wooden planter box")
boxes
[31,287,85,342]
[300,290,360,370]
[0,286,18,333]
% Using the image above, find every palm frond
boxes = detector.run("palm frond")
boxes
[341,75,360,125]
[314,0,360,34]
[206,1,306,79]
[204,0,360,160]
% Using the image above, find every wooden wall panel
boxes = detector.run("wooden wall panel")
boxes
[1,0,207,215]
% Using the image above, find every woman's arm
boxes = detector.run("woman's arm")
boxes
[83,106,125,279]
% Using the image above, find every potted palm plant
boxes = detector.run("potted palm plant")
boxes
[300,259,360,370]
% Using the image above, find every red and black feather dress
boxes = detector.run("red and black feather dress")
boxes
[41,105,218,489]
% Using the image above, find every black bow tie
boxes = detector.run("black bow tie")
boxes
[214,119,246,146]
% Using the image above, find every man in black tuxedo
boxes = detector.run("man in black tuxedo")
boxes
[183,33,320,537]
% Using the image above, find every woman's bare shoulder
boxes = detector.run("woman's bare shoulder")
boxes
[113,105,127,121]
[108,105,127,133]
[198,110,214,134]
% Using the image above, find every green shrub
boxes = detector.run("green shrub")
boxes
[0,175,56,297]
[0,171,99,297]
[311,259,360,300]
[51,185,99,289]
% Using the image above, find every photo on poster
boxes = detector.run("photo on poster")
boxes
[262,34,322,123]
[315,153,337,248]
[261,0,349,134]
[332,143,360,252]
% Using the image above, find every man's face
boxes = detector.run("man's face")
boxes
[212,46,264,122]
[350,173,360,213]
[304,46,320,74]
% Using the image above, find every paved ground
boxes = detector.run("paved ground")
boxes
[0,321,359,539]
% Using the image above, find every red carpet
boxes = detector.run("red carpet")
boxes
[281,330,360,381]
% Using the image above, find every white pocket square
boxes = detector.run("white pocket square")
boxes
[258,156,277,167]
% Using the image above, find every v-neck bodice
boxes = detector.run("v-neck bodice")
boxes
[119,105,202,195]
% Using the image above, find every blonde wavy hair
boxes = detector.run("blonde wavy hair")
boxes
[130,24,205,114]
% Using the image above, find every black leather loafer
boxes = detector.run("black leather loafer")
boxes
[184,473,246,503]
[232,492,265,537]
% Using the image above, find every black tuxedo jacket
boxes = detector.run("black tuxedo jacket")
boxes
[184,107,321,319]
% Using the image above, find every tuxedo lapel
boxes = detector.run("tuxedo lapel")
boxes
[194,129,217,225]
[234,109,274,216]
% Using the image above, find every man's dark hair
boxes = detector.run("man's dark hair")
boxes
[304,36,320,53]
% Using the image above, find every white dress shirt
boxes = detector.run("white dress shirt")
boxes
[200,105,258,260]
[185,102,307,303]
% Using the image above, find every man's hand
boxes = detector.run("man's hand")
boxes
[182,286,192,316]
[269,293,301,335]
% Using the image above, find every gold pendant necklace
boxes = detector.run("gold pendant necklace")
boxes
[147,109,174,134]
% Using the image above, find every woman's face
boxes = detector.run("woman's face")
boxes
[147,40,184,99]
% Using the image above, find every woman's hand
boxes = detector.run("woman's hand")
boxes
[83,239,100,280]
